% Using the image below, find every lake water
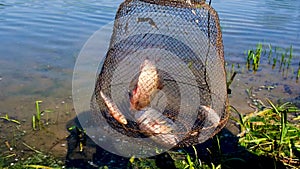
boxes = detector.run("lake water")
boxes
[0,0,299,162]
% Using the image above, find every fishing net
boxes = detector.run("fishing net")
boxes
[89,0,229,154]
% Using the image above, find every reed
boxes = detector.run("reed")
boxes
[32,101,56,129]
[272,57,277,69]
[36,101,42,129]
[32,115,36,130]
[242,43,299,80]
[246,43,262,72]
[297,62,300,82]
[279,52,285,71]
[287,45,293,69]
[268,44,272,64]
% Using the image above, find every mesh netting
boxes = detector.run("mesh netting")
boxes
[90,0,229,148]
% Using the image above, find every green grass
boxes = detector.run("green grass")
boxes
[0,147,64,169]
[128,146,222,169]
[231,100,300,168]
[7,153,63,169]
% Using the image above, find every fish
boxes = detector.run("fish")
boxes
[200,105,216,115]
[135,107,179,147]
[100,90,128,125]
[199,105,220,130]
[130,59,161,110]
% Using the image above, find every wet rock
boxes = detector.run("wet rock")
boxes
[283,84,293,95]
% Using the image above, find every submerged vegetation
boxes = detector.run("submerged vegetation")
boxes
[297,62,300,82]
[0,114,20,125]
[32,100,53,130]
[241,43,299,82]
[246,43,262,72]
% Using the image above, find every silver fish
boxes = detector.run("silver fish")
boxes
[135,107,179,147]
[200,105,216,115]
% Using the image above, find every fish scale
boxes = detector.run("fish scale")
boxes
[130,59,161,110]
[135,107,179,146]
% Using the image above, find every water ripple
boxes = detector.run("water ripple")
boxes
[214,0,300,62]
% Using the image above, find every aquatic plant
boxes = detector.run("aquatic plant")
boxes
[287,45,293,69]
[32,101,43,130]
[239,43,299,80]
[297,62,300,82]
[268,44,272,64]
[32,101,55,130]
[279,52,286,71]
[225,62,237,94]
[270,45,294,75]
[246,43,262,72]
[0,114,20,125]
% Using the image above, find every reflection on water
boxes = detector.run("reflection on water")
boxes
[0,0,122,113]
[213,0,300,62]
[0,0,299,133]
